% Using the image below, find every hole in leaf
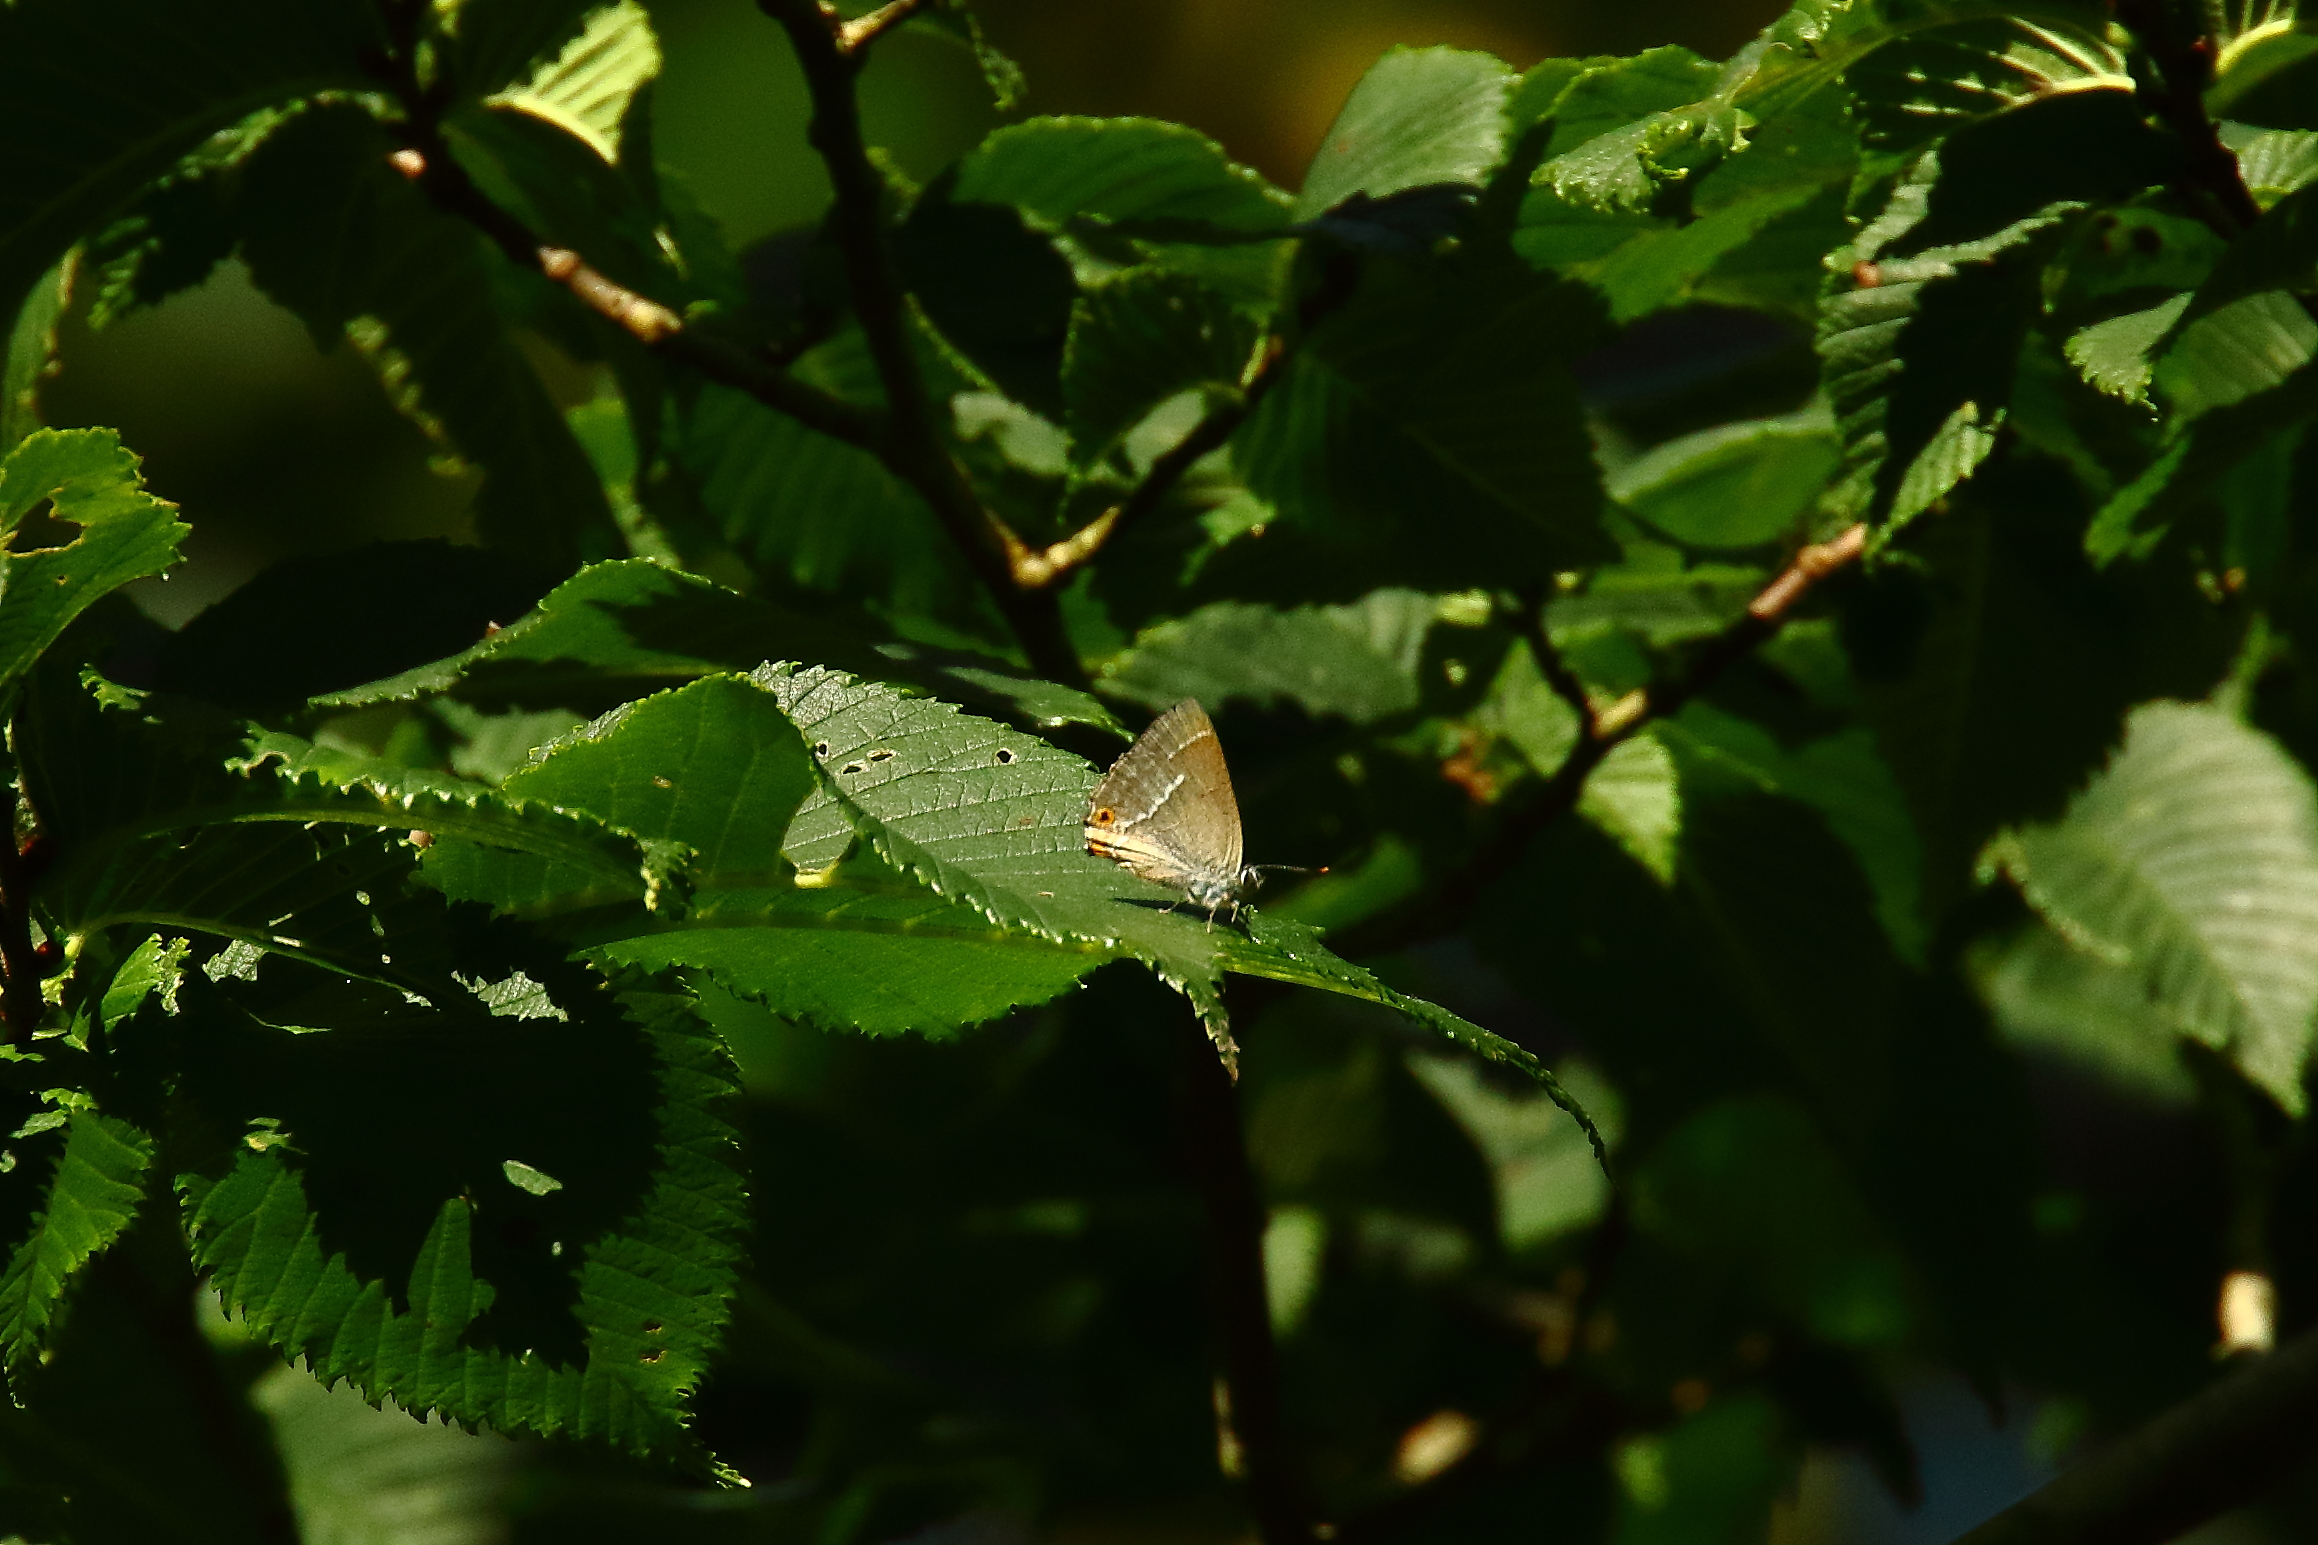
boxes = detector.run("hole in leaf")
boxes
[5,499,82,555]
[995,748,1015,764]
[813,741,829,758]
[867,748,895,762]
[642,1319,663,1335]
[840,762,864,775]
[639,1348,664,1364]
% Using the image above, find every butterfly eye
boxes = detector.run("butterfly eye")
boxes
[1092,807,1116,827]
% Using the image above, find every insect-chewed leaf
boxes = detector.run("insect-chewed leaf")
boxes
[757,665,1233,1023]
[425,673,1105,1036]
[0,430,186,689]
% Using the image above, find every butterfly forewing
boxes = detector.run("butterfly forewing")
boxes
[1085,699,1245,902]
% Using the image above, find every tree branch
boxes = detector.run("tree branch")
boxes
[379,1,1088,683]
[2113,0,2264,237]
[834,0,932,52]
[1507,588,1601,740]
[1952,1322,2318,1545]
[1333,523,1868,960]
[756,0,1086,685]
[373,41,881,451]
[1015,336,1290,588]
[1176,1004,1317,1544]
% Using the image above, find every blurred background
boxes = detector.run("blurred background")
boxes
[39,0,2208,1540]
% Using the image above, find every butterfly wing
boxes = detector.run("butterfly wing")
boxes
[1086,699,1244,897]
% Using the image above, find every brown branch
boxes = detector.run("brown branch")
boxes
[835,0,932,52]
[755,0,1086,683]
[1017,336,1291,588]
[1176,1005,1318,1544]
[388,143,884,452]
[1332,523,1868,960]
[1951,1321,2318,1545]
[2113,0,2264,238]
[1507,588,1601,740]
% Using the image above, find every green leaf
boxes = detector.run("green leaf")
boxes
[481,0,658,162]
[1515,60,1854,322]
[1818,173,2078,526]
[1580,732,1682,885]
[898,177,1080,418]
[1533,45,1728,211]
[21,673,678,985]
[425,674,1105,1036]
[1858,486,2242,923]
[1,262,67,453]
[1406,1054,1619,1252]
[0,429,186,687]
[952,117,1292,233]
[1294,46,1515,220]
[1991,700,2318,1112]
[1662,703,1926,963]
[255,1366,515,1545]
[1096,591,1439,723]
[1971,920,2194,1103]
[236,102,617,569]
[0,0,377,327]
[2227,124,2318,207]
[2066,293,2190,406]
[1218,911,1606,1166]
[754,665,1232,1020]
[2087,354,2318,563]
[1233,253,1612,587]
[2156,290,2318,420]
[445,104,682,309]
[679,370,983,627]
[173,971,748,1460]
[0,1112,153,1372]
[1061,269,1261,463]
[1610,409,1840,550]
[308,557,1124,738]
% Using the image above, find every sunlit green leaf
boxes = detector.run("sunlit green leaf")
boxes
[1295,46,1514,219]
[0,429,186,688]
[1991,701,2318,1111]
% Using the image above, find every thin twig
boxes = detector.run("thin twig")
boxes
[755,0,1086,683]
[1176,1006,1317,1544]
[1507,589,1600,740]
[386,142,885,452]
[1333,524,1868,960]
[835,0,931,52]
[1017,336,1291,588]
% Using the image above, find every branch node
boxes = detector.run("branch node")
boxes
[836,0,930,52]
[536,247,683,344]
